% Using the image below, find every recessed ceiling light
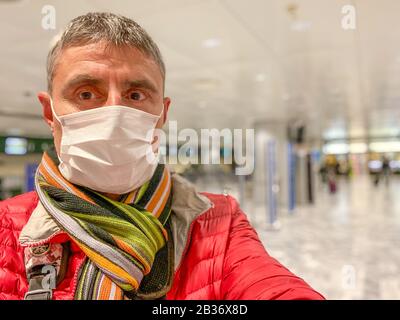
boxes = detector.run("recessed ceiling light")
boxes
[202,38,221,48]
[255,74,267,82]
[291,21,312,32]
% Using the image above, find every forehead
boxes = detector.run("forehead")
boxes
[52,42,163,89]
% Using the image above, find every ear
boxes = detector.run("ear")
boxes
[37,91,54,133]
[162,97,171,124]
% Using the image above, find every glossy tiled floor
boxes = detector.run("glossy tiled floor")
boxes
[251,175,400,300]
[192,171,400,300]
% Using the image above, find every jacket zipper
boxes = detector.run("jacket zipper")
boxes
[71,256,87,299]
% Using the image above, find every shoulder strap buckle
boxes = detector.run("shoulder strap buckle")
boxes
[24,267,56,300]
[24,288,53,300]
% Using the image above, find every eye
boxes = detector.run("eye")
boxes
[78,91,94,100]
[129,91,145,101]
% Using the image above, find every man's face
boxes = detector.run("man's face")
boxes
[38,41,170,155]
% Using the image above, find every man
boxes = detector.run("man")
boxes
[0,12,324,300]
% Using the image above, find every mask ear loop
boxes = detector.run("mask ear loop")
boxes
[49,98,62,124]
[49,98,65,164]
[157,104,165,119]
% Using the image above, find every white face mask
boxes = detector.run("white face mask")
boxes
[50,100,162,194]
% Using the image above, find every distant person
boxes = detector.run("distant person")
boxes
[381,155,391,185]
[0,13,323,300]
[327,167,337,194]
[319,163,328,184]
[373,156,390,187]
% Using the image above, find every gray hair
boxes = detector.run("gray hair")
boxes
[47,12,165,93]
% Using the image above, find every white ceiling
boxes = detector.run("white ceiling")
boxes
[0,0,399,141]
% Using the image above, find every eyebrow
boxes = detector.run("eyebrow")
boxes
[124,79,158,94]
[61,74,103,96]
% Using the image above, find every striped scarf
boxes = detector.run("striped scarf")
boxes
[35,149,173,299]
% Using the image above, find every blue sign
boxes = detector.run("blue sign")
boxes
[288,143,296,213]
[25,163,38,192]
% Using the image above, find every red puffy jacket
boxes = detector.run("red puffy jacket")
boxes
[0,175,324,300]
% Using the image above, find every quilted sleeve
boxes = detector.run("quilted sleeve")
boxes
[220,197,325,300]
[0,192,38,300]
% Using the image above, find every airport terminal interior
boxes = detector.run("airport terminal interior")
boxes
[1,0,400,299]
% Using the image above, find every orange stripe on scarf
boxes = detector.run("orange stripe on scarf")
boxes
[98,276,112,300]
[124,189,138,204]
[154,178,172,219]
[78,242,139,290]
[146,169,169,214]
